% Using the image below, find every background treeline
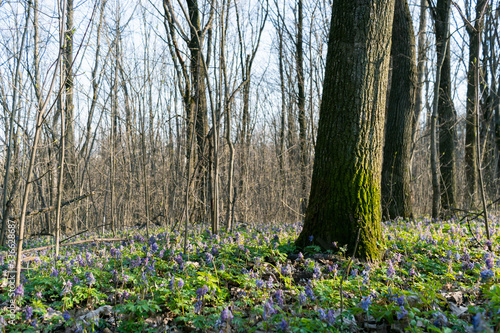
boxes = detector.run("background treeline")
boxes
[0,0,499,246]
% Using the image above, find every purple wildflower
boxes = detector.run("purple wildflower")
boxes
[263,299,276,320]
[168,277,175,291]
[281,264,292,276]
[318,308,327,320]
[462,261,474,271]
[313,266,322,280]
[485,255,494,270]
[279,318,289,331]
[205,252,214,265]
[220,307,233,323]
[433,312,448,328]
[63,311,71,321]
[50,267,59,278]
[196,285,209,298]
[309,235,314,242]
[327,263,338,277]
[177,278,184,289]
[480,269,494,282]
[255,279,264,288]
[305,284,315,300]
[85,272,96,286]
[194,300,203,314]
[396,306,408,320]
[360,296,371,311]
[25,306,33,320]
[13,284,24,298]
[274,289,284,307]
[327,309,336,326]
[61,280,73,296]
[151,243,158,253]
[361,269,370,284]
[387,260,396,278]
[267,276,274,289]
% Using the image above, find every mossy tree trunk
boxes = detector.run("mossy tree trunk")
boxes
[296,0,395,261]
[381,0,417,220]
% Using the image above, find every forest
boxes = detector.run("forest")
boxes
[0,0,499,331]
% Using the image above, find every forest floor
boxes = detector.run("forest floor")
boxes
[1,215,499,332]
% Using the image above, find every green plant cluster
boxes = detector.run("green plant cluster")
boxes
[0,216,499,332]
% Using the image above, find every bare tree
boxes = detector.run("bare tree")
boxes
[381,0,417,219]
[463,0,488,208]
[0,1,31,247]
[15,0,66,286]
[429,0,458,213]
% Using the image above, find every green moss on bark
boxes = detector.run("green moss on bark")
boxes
[295,0,394,261]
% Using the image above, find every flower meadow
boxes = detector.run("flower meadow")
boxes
[1,216,499,332]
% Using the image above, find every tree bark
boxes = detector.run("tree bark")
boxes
[16,0,64,285]
[0,0,30,246]
[64,0,76,233]
[412,0,427,143]
[187,0,209,224]
[296,0,394,260]
[434,0,457,212]
[464,0,487,208]
[381,0,417,220]
[296,0,308,216]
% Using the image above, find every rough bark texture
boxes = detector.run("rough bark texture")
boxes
[64,0,76,232]
[464,0,487,209]
[297,0,308,215]
[382,0,416,220]
[435,0,457,211]
[187,0,208,223]
[296,0,394,260]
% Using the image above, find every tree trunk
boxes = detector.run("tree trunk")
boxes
[435,0,457,212]
[381,0,416,220]
[64,0,76,233]
[412,0,427,143]
[0,0,30,246]
[278,19,287,220]
[187,0,209,224]
[464,0,487,209]
[296,0,308,216]
[16,0,63,286]
[296,0,395,260]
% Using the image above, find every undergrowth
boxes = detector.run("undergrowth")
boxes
[1,216,499,332]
